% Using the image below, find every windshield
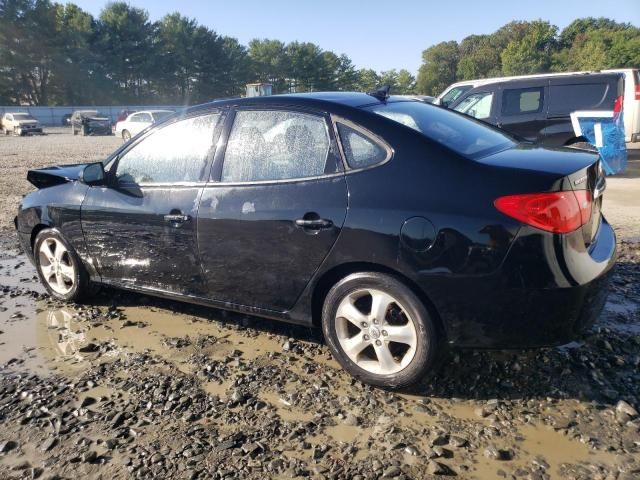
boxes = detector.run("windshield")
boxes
[366,101,515,158]
[80,111,101,118]
[13,113,36,120]
[440,85,472,104]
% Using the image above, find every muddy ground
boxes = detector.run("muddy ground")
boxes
[0,130,639,479]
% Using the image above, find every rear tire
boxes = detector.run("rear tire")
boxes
[34,229,91,302]
[322,272,440,389]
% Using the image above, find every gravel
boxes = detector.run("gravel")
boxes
[0,132,638,479]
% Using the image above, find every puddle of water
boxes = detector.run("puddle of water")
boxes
[469,422,622,479]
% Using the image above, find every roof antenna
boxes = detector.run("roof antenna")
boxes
[368,85,391,101]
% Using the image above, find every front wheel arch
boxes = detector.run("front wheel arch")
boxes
[311,262,445,341]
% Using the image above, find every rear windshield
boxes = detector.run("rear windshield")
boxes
[153,111,173,122]
[365,101,515,158]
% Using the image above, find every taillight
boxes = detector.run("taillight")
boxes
[613,95,623,113]
[635,84,640,101]
[494,191,592,234]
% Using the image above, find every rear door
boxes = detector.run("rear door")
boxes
[197,107,348,311]
[496,82,547,143]
[82,111,223,296]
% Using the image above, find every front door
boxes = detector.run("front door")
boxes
[82,112,222,296]
[197,108,348,311]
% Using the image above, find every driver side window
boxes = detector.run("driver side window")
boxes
[453,92,494,119]
[116,114,220,185]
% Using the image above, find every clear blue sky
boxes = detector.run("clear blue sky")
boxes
[69,0,640,73]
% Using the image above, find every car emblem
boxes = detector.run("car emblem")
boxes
[574,175,587,185]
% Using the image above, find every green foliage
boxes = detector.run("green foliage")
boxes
[416,17,640,96]
[0,2,638,105]
[416,41,459,96]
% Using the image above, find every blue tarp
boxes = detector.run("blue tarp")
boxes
[571,111,627,175]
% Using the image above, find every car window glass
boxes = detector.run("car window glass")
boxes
[453,92,494,119]
[221,110,330,182]
[336,123,388,169]
[548,83,609,115]
[502,87,543,116]
[441,85,472,104]
[367,101,514,158]
[116,114,220,184]
[139,113,152,122]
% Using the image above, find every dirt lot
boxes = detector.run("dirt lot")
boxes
[0,130,639,479]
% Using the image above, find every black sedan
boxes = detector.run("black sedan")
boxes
[15,92,616,388]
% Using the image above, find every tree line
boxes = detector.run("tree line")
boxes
[0,0,417,105]
[417,18,640,95]
[0,0,638,106]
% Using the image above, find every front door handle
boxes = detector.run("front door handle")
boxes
[164,213,191,223]
[295,218,333,229]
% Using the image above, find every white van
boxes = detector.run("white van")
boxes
[603,69,640,143]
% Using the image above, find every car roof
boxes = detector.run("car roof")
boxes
[185,92,415,115]
[133,110,174,114]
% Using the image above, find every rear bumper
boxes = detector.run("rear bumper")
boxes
[423,219,616,349]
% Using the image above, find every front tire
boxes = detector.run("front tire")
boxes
[34,229,91,302]
[72,125,77,136]
[322,272,440,389]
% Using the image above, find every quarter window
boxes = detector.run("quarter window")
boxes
[502,87,544,116]
[336,123,388,169]
[221,110,331,182]
[116,114,220,184]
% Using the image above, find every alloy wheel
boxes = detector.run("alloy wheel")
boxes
[38,237,75,295]
[334,288,417,375]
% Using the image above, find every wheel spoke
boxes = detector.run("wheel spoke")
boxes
[55,271,65,288]
[54,241,67,261]
[385,325,417,347]
[336,299,367,328]
[40,263,55,279]
[374,343,398,372]
[342,335,369,357]
[370,290,393,323]
[59,264,74,282]
[39,241,55,264]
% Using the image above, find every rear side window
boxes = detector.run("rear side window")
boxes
[502,87,543,116]
[548,83,609,115]
[116,114,220,184]
[221,110,331,183]
[337,123,388,169]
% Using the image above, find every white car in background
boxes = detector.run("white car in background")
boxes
[114,110,174,141]
[603,68,640,143]
[1,112,43,136]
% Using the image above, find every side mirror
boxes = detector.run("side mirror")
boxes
[81,162,105,186]
[440,100,450,108]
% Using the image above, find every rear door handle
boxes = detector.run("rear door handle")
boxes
[164,214,191,223]
[295,218,333,229]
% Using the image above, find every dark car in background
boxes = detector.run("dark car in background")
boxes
[449,72,624,148]
[61,113,72,126]
[16,92,615,388]
[70,110,112,136]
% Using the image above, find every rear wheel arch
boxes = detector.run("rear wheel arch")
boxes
[311,262,445,340]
